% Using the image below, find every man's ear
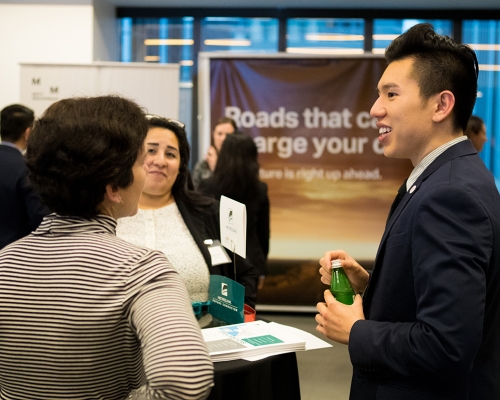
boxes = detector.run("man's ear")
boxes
[24,127,31,141]
[104,184,122,205]
[432,90,455,123]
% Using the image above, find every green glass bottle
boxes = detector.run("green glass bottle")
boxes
[330,259,355,305]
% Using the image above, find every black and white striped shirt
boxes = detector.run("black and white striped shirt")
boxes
[0,214,213,400]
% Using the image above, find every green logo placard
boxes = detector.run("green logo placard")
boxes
[209,275,245,324]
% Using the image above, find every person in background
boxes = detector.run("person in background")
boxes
[0,104,49,250]
[117,115,257,307]
[0,96,213,400]
[465,115,487,152]
[199,133,269,291]
[316,24,500,399]
[192,117,237,188]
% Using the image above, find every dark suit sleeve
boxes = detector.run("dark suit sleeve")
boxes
[349,185,492,381]
[19,171,50,231]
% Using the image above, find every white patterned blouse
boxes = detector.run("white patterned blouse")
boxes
[117,202,210,303]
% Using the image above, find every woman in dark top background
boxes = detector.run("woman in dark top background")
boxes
[191,117,237,189]
[199,133,270,290]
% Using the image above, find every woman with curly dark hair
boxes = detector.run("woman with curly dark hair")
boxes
[0,96,213,400]
[117,116,257,308]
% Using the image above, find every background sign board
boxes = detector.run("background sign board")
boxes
[199,54,414,309]
[199,54,413,263]
[20,62,180,118]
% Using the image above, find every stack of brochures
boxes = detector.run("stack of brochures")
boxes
[202,320,319,362]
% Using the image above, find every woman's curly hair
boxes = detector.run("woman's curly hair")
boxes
[26,96,148,219]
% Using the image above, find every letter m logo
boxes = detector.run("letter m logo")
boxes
[32,78,40,85]
[50,87,59,93]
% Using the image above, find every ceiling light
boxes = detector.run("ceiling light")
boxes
[372,34,399,41]
[479,64,500,71]
[469,44,500,51]
[204,39,251,46]
[144,39,194,46]
[305,34,364,41]
[286,47,364,55]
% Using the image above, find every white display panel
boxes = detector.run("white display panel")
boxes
[20,62,180,118]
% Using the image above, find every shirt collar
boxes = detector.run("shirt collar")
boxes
[406,136,467,191]
[0,141,23,153]
[35,213,117,236]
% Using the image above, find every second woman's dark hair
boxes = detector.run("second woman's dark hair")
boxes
[147,117,214,210]
[26,96,148,219]
[213,133,260,201]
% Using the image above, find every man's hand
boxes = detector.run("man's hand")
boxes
[319,250,370,294]
[316,291,365,344]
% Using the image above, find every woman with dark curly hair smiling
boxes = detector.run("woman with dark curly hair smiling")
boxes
[0,96,213,400]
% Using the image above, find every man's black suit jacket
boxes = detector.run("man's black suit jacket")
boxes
[0,144,49,249]
[348,140,500,400]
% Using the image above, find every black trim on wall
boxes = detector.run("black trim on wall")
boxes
[363,19,373,52]
[453,19,463,43]
[278,16,287,52]
[191,17,202,167]
[117,7,500,20]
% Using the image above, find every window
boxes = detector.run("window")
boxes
[287,18,364,54]
[118,12,499,186]
[463,20,500,183]
[373,19,453,54]
[201,17,278,53]
[120,17,194,84]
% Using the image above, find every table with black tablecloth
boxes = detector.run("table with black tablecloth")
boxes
[208,351,301,400]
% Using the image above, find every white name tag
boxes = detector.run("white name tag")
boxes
[205,240,232,266]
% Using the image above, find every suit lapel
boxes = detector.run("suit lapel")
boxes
[365,140,477,304]
[377,140,476,247]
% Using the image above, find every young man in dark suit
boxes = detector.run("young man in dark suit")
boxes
[316,23,500,400]
[0,104,49,249]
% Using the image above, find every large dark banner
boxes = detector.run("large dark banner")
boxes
[206,56,412,309]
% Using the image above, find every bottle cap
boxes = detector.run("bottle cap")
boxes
[331,259,342,269]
